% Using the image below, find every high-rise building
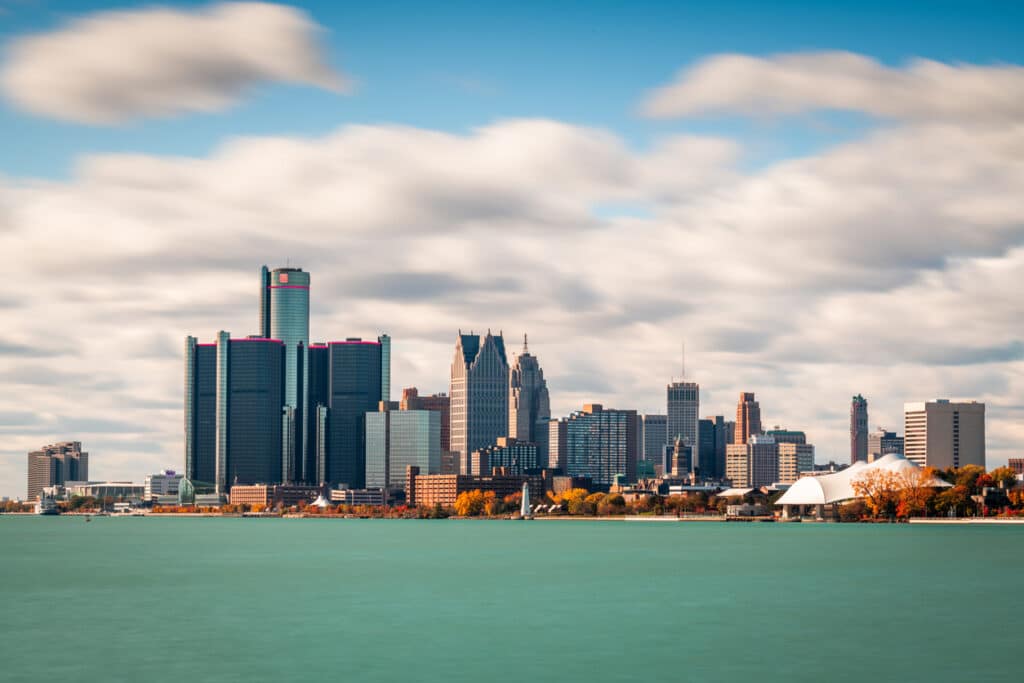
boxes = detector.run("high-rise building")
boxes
[260,266,310,483]
[868,428,904,461]
[702,416,733,480]
[850,394,869,464]
[904,400,985,469]
[725,435,777,488]
[400,388,451,452]
[450,331,509,474]
[765,428,806,445]
[548,418,568,472]
[508,334,551,459]
[365,402,441,493]
[185,333,285,493]
[697,419,717,478]
[558,404,640,487]
[777,443,815,484]
[667,381,699,463]
[26,441,88,501]
[322,339,386,488]
[471,437,539,476]
[641,414,668,476]
[734,392,762,445]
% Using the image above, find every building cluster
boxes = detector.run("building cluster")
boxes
[20,265,994,506]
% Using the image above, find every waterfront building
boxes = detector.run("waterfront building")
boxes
[64,481,145,500]
[667,381,699,466]
[508,335,551,464]
[850,394,869,464]
[406,470,540,508]
[777,443,815,484]
[471,437,538,476]
[734,393,762,445]
[365,402,441,492]
[904,400,986,469]
[725,435,778,488]
[330,488,386,506]
[450,331,509,473]
[144,470,184,499]
[641,414,668,475]
[558,404,640,487]
[229,484,321,508]
[185,333,284,493]
[26,441,88,501]
[260,266,310,483]
[1009,458,1024,476]
[868,428,904,461]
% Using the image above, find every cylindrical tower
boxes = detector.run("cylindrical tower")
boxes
[266,267,310,482]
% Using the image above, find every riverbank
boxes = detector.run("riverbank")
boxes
[908,517,1024,525]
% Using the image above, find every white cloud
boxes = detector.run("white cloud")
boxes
[0,2,346,124]
[2,54,1024,495]
[641,51,1024,121]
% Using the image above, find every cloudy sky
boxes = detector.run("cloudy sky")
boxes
[1,1,1022,497]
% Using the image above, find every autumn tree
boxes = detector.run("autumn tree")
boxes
[897,466,938,518]
[852,469,901,519]
[453,489,493,516]
[989,466,1018,490]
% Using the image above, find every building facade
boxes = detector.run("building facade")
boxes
[365,404,442,491]
[777,443,815,484]
[850,394,869,464]
[1009,458,1023,476]
[725,435,778,488]
[641,414,668,476]
[471,437,539,476]
[734,392,762,445]
[904,400,986,469]
[450,331,509,473]
[558,404,640,487]
[667,381,699,464]
[144,470,184,499]
[508,335,551,461]
[26,442,88,501]
[868,428,904,461]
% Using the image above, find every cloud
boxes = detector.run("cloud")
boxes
[0,2,347,124]
[641,51,1024,121]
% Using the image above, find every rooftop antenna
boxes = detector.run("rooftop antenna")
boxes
[523,333,529,353]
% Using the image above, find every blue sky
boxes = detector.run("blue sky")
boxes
[1,1,1023,497]
[3,0,1023,178]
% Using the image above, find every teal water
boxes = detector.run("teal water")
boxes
[1,518,1020,682]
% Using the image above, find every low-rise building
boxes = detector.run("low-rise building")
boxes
[407,470,536,508]
[65,481,145,500]
[145,470,184,499]
[778,443,815,484]
[228,484,321,508]
[470,437,538,476]
[330,488,386,506]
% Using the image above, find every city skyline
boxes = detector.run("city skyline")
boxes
[2,1,1024,498]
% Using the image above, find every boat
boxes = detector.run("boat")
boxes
[35,495,59,516]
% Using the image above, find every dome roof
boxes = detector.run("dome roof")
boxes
[776,454,950,506]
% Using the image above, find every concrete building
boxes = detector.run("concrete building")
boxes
[471,437,539,476]
[330,488,386,506]
[400,388,451,452]
[1009,458,1024,476]
[734,393,762,445]
[904,400,986,469]
[765,428,806,445]
[508,335,550,463]
[406,470,538,508]
[850,394,869,464]
[365,402,441,492]
[144,470,184,499]
[868,428,904,461]
[229,484,321,508]
[641,414,668,476]
[667,381,699,464]
[26,441,88,501]
[557,404,640,487]
[778,443,816,484]
[725,435,778,488]
[450,331,509,473]
[65,481,145,500]
[548,417,568,472]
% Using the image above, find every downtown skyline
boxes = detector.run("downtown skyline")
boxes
[2,1,1024,497]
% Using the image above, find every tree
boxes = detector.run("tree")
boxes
[897,466,938,518]
[852,469,901,519]
[954,464,987,493]
[934,485,969,517]
[989,466,1018,490]
[453,489,492,516]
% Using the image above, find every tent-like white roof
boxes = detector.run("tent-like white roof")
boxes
[775,454,950,506]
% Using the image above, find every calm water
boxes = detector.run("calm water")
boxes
[1,518,1020,682]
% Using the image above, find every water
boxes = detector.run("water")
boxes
[1,518,1020,682]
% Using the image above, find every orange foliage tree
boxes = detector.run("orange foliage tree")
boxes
[852,469,901,518]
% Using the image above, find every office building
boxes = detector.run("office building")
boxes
[868,429,904,461]
[144,470,184,499]
[669,438,693,478]
[450,331,509,473]
[508,334,551,462]
[725,435,778,488]
[697,419,717,479]
[641,414,668,476]
[1009,458,1023,476]
[667,381,699,465]
[471,437,538,476]
[229,484,321,508]
[777,443,815,484]
[734,393,762,445]
[765,428,806,445]
[260,266,310,483]
[406,468,540,508]
[904,400,986,469]
[26,441,88,501]
[401,388,451,451]
[365,403,441,492]
[850,394,869,464]
[185,333,284,493]
[548,418,568,471]
[557,404,640,487]
[702,416,733,481]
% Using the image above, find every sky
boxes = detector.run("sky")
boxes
[1,1,1023,498]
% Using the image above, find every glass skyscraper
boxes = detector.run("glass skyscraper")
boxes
[365,407,440,491]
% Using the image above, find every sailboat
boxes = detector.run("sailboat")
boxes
[519,482,532,520]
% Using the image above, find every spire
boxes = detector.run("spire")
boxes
[523,333,529,354]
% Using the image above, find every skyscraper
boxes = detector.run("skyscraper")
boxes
[734,392,762,445]
[508,334,551,463]
[558,404,640,486]
[667,381,699,457]
[185,333,285,493]
[850,394,868,464]
[641,414,668,476]
[725,434,778,487]
[260,266,310,483]
[904,400,985,469]
[702,415,733,480]
[867,428,904,461]
[26,441,88,501]
[450,331,509,473]
[323,339,386,488]
[365,402,441,493]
